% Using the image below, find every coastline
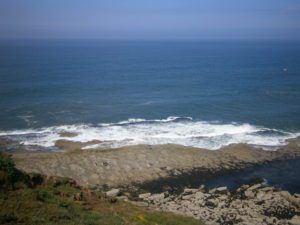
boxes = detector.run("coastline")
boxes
[6,133,300,224]
[1,29,299,225]
[2,134,300,225]
[11,137,300,188]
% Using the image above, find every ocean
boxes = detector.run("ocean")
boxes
[0,40,300,150]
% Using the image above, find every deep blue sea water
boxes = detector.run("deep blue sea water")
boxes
[0,40,299,149]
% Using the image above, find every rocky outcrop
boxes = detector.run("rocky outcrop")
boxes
[54,139,101,151]
[105,188,121,197]
[59,132,79,138]
[12,137,300,187]
[136,183,300,225]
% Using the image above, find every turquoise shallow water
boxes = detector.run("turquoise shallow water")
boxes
[0,40,299,149]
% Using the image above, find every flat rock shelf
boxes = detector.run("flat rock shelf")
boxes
[11,137,300,188]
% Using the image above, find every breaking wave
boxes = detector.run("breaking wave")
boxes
[0,117,299,150]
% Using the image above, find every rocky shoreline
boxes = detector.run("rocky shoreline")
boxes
[106,182,300,225]
[2,137,300,224]
[10,137,300,188]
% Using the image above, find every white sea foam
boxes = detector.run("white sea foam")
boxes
[0,117,299,150]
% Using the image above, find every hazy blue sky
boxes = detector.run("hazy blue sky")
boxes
[0,0,300,40]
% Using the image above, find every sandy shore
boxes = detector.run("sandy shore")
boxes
[11,137,300,188]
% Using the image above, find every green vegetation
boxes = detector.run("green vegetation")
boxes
[0,153,204,225]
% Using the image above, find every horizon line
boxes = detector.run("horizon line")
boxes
[0,38,300,42]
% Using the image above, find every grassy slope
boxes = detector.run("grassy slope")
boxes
[0,153,204,225]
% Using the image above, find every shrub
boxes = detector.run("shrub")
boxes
[0,153,29,190]
[34,189,50,202]
[0,212,18,223]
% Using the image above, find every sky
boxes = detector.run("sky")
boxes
[0,0,300,40]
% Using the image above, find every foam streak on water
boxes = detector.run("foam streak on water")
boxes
[0,117,299,150]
